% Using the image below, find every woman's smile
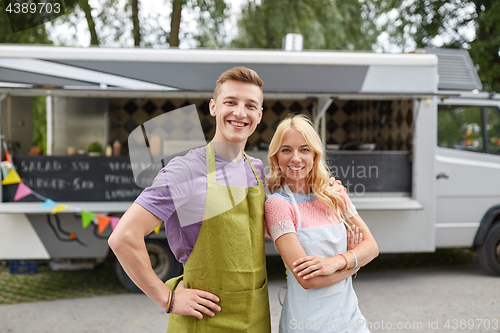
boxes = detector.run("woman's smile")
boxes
[276,129,315,193]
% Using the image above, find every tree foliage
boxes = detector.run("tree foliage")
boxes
[45,0,228,48]
[0,1,52,44]
[376,0,500,92]
[231,0,380,50]
[468,1,500,92]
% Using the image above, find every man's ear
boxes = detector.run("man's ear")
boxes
[257,107,263,124]
[209,99,216,117]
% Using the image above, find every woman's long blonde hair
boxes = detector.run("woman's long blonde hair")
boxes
[267,114,353,227]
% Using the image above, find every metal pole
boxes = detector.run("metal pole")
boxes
[314,97,332,162]
[0,93,7,202]
[46,94,53,156]
[314,97,332,132]
[321,110,326,158]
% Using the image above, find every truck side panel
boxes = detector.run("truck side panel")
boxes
[0,213,50,259]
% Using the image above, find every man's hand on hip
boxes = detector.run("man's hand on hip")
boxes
[171,281,221,320]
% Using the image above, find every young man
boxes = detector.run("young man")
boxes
[108,67,271,332]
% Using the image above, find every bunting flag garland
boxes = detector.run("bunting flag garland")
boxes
[52,204,70,214]
[154,223,161,234]
[2,138,12,163]
[110,217,120,230]
[1,168,21,185]
[4,148,12,163]
[1,136,123,238]
[40,198,58,209]
[1,167,10,179]
[97,215,112,234]
[13,182,33,201]
[81,211,96,229]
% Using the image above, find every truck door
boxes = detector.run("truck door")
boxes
[435,100,500,248]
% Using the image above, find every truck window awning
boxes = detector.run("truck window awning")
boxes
[0,46,440,95]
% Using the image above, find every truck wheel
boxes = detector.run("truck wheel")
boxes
[478,222,500,276]
[116,239,183,293]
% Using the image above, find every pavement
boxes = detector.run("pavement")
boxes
[1,262,499,333]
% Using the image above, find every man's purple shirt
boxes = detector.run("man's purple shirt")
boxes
[135,146,265,265]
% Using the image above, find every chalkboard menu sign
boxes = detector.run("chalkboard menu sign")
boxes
[2,156,144,202]
[326,151,412,194]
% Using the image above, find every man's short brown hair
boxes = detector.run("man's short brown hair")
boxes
[213,67,263,101]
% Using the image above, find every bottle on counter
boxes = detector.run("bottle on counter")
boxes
[105,144,113,157]
[113,140,121,156]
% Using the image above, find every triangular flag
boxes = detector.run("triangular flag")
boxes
[97,215,111,233]
[40,198,57,209]
[13,182,33,201]
[52,204,69,214]
[81,211,96,229]
[110,217,120,230]
[2,167,11,179]
[154,223,162,234]
[4,149,12,163]
[1,169,21,185]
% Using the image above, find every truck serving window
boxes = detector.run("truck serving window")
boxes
[438,105,483,152]
[485,106,500,155]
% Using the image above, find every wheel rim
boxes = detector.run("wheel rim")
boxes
[495,240,500,263]
[146,243,170,279]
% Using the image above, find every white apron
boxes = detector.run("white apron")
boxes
[279,186,370,333]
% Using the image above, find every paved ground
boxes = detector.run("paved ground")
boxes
[1,262,499,333]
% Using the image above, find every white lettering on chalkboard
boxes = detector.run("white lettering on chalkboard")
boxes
[105,189,142,200]
[70,161,90,172]
[21,160,62,173]
[72,178,95,191]
[108,161,132,171]
[25,178,66,190]
[104,174,135,184]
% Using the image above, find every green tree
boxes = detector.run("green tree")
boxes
[48,0,228,48]
[231,0,380,50]
[376,0,500,92]
[0,1,52,44]
[194,0,230,48]
[468,1,500,92]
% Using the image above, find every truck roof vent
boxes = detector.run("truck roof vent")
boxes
[425,48,482,91]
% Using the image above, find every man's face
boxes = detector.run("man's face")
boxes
[209,80,263,149]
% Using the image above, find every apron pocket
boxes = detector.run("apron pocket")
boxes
[208,279,270,333]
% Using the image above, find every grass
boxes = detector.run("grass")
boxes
[0,257,128,305]
[1,248,478,305]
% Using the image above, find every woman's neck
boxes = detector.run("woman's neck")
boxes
[286,180,311,194]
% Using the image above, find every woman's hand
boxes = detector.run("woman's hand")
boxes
[347,224,363,251]
[170,281,221,320]
[292,255,345,280]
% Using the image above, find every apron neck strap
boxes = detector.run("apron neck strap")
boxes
[243,151,263,187]
[205,142,263,186]
[206,142,217,184]
[283,185,302,229]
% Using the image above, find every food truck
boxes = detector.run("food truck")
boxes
[0,46,498,291]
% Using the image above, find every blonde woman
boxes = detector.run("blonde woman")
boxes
[265,114,378,333]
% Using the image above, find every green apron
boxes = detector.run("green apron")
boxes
[165,142,271,333]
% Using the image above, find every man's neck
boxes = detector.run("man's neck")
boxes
[211,141,244,162]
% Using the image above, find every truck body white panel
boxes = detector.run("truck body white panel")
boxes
[0,213,50,259]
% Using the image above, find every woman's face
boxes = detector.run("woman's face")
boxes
[276,129,315,193]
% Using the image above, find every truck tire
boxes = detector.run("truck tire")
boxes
[116,239,183,293]
[478,222,500,276]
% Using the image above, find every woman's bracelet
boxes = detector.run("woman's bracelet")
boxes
[339,253,349,271]
[348,250,358,269]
